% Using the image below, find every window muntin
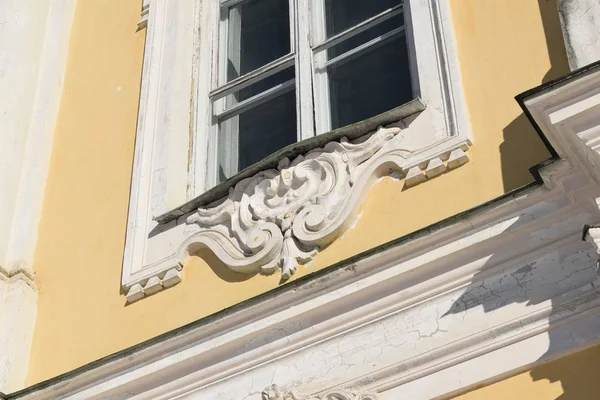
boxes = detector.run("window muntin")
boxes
[217,68,297,181]
[211,0,412,184]
[323,0,400,37]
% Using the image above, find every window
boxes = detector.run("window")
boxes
[122,0,470,301]
[210,0,413,183]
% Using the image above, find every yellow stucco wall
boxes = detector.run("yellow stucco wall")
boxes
[26,0,571,387]
[453,343,600,400]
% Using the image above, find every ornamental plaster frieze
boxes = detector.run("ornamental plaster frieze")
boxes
[262,385,378,400]
[125,126,470,302]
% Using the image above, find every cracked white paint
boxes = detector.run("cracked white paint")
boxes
[181,243,599,400]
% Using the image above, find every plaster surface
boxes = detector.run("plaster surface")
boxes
[0,0,49,270]
[558,0,600,70]
[454,343,600,400]
[0,278,37,393]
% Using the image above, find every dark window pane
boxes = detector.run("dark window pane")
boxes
[327,13,404,59]
[325,0,400,38]
[226,67,295,105]
[226,0,291,82]
[218,90,297,182]
[327,33,412,129]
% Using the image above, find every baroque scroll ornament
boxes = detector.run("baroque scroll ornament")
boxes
[261,384,378,400]
[185,126,402,279]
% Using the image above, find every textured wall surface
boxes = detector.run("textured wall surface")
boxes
[558,0,600,69]
[455,343,600,400]
[0,0,49,268]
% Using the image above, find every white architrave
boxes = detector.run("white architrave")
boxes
[122,0,472,302]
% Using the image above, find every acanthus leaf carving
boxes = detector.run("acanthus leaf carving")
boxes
[123,124,470,302]
[261,384,378,400]
[178,125,471,280]
[185,126,402,279]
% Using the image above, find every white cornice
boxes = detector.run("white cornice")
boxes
[12,164,600,399]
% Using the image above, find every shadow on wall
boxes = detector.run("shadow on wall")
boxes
[500,0,570,192]
[451,2,600,399]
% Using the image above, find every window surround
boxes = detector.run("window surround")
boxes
[122,0,471,302]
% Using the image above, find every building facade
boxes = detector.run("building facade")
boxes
[1,0,600,399]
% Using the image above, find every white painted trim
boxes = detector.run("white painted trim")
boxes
[5,0,77,276]
[0,0,75,393]
[122,0,197,289]
[0,0,75,392]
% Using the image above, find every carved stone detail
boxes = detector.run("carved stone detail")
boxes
[178,126,470,280]
[186,127,400,279]
[125,126,470,301]
[262,385,378,400]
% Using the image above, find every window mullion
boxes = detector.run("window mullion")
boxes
[294,0,315,141]
[311,0,332,135]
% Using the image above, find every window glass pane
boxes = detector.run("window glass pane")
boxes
[327,33,412,129]
[324,0,400,38]
[225,0,291,82]
[327,13,403,59]
[224,67,295,107]
[218,90,297,182]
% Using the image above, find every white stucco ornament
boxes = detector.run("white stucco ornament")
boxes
[262,385,378,400]
[182,125,468,280]
[186,126,399,279]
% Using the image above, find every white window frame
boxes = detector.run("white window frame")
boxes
[200,0,418,188]
[122,0,471,302]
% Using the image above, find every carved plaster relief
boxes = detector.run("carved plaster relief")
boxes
[262,385,378,400]
[125,125,470,302]
[185,126,468,279]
